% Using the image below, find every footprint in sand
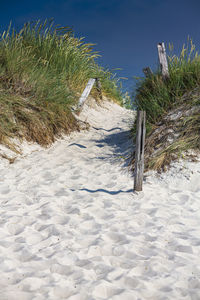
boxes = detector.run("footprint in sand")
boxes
[124,276,140,289]
[0,290,33,300]
[7,223,24,235]
[175,244,194,254]
[108,231,128,244]
[0,259,18,272]
[50,263,73,276]
[51,215,70,225]
[94,264,113,280]
[0,186,10,194]
[19,249,40,262]
[54,189,70,197]
[26,233,43,245]
[112,245,125,256]
[92,281,124,299]
[188,277,200,289]
[53,286,77,299]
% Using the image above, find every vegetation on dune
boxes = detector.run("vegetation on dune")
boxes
[0,20,123,153]
[132,39,200,172]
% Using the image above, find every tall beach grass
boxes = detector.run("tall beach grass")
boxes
[0,20,123,152]
[132,39,200,171]
[135,39,200,122]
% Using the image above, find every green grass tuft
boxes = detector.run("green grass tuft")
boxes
[132,38,200,172]
[135,39,200,122]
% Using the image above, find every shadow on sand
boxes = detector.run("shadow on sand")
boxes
[71,188,133,195]
[92,129,133,167]
[68,143,87,149]
[92,126,121,132]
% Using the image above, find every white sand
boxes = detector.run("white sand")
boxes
[0,100,200,300]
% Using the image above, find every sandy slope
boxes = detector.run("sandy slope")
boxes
[0,100,200,300]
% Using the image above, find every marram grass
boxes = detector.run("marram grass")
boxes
[132,39,200,172]
[135,39,200,123]
[0,20,123,152]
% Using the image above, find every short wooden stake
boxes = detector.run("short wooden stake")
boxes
[134,111,146,192]
[143,67,153,78]
[157,42,169,79]
[96,78,102,100]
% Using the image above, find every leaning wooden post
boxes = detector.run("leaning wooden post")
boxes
[157,42,169,79]
[78,78,96,108]
[134,111,146,192]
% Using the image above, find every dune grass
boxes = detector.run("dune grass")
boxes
[135,39,200,122]
[132,39,200,171]
[0,20,123,151]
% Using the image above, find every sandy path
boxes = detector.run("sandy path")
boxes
[0,101,200,300]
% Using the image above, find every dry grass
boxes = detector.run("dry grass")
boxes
[131,88,200,172]
[0,92,79,151]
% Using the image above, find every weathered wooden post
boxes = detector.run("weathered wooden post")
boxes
[96,78,103,100]
[134,111,146,192]
[143,67,153,78]
[78,78,96,108]
[157,42,169,79]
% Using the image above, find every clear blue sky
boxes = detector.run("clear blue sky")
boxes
[1,0,200,93]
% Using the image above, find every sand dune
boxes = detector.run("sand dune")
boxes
[0,100,200,299]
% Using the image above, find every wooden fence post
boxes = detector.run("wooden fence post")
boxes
[157,42,169,79]
[78,78,96,108]
[96,78,103,100]
[134,111,146,192]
